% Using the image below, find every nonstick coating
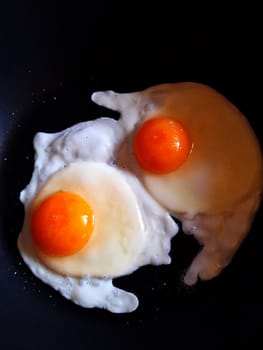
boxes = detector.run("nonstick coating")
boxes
[0,2,262,349]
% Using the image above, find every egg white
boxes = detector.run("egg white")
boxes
[92,83,263,285]
[18,117,178,313]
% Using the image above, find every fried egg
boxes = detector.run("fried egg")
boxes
[18,118,178,313]
[92,82,263,285]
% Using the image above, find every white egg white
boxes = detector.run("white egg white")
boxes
[18,118,178,313]
[20,117,125,207]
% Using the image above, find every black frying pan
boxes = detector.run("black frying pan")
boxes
[1,2,262,349]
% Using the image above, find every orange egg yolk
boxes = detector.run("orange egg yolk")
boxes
[133,116,192,174]
[31,191,94,257]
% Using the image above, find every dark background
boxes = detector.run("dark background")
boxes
[0,1,262,349]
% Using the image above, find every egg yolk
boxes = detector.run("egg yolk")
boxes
[31,191,94,257]
[133,116,192,174]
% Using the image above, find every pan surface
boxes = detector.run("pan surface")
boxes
[0,2,262,349]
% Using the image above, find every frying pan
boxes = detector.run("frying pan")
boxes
[1,2,262,349]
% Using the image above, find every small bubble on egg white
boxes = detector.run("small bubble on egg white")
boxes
[79,278,87,287]
[13,271,17,275]
[90,279,100,287]
[65,277,73,288]
[113,289,121,297]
